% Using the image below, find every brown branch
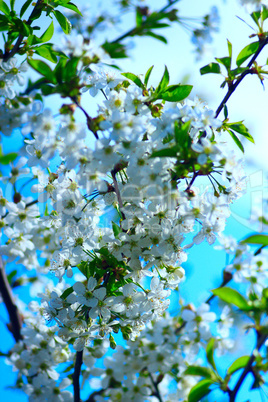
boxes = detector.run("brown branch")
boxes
[215,36,268,118]
[0,256,23,342]
[229,332,267,402]
[73,350,83,402]
[2,0,43,61]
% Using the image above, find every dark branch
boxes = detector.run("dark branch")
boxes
[2,0,43,61]
[73,350,83,402]
[0,256,23,342]
[229,332,267,402]
[149,372,164,402]
[215,36,268,118]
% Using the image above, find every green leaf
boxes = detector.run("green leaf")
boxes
[144,65,154,87]
[121,72,145,89]
[236,42,259,66]
[227,356,250,375]
[39,21,54,42]
[174,120,191,145]
[241,234,268,246]
[150,147,178,158]
[184,366,212,378]
[112,221,122,238]
[227,123,254,143]
[34,44,58,63]
[224,104,228,120]
[188,379,213,402]
[53,10,71,34]
[19,0,32,18]
[0,0,10,15]
[10,0,15,11]
[200,62,221,75]
[261,6,268,22]
[60,286,74,300]
[215,57,231,70]
[251,11,261,27]
[27,58,56,83]
[155,65,169,93]
[161,84,193,102]
[206,338,217,371]
[212,287,251,311]
[227,39,232,58]
[60,2,82,16]
[0,152,17,164]
[145,31,168,44]
[63,56,80,80]
[136,8,142,27]
[102,41,127,59]
[227,129,244,153]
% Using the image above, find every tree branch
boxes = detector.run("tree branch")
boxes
[111,0,180,44]
[215,36,268,118]
[0,256,23,342]
[229,332,267,402]
[73,350,83,402]
[2,0,43,61]
[149,372,164,402]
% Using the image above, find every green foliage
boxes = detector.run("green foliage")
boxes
[236,42,259,67]
[0,152,17,164]
[53,10,72,34]
[188,379,214,402]
[206,338,217,371]
[200,62,221,75]
[227,356,250,375]
[241,234,268,246]
[184,366,213,379]
[0,0,10,15]
[121,72,145,90]
[212,287,251,311]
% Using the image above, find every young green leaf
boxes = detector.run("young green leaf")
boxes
[215,56,231,70]
[121,72,145,89]
[27,58,56,83]
[236,42,259,66]
[200,62,221,75]
[53,10,72,34]
[19,0,32,18]
[155,65,169,93]
[227,122,254,143]
[145,31,168,44]
[227,39,232,58]
[184,366,213,378]
[150,147,178,158]
[34,44,58,63]
[212,287,251,311]
[241,234,268,246]
[0,152,17,164]
[206,338,217,371]
[0,0,10,15]
[60,286,74,299]
[39,21,54,43]
[227,356,250,375]
[112,221,122,238]
[160,84,193,102]
[227,129,244,153]
[144,65,154,87]
[174,120,191,145]
[60,2,82,16]
[188,379,213,402]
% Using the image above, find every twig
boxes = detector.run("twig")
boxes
[229,332,267,402]
[111,0,180,44]
[0,256,23,342]
[149,372,164,402]
[73,350,83,402]
[215,36,268,118]
[71,97,99,140]
[2,0,43,61]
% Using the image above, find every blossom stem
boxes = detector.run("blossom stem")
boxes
[0,256,23,342]
[215,37,268,118]
[73,350,83,402]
